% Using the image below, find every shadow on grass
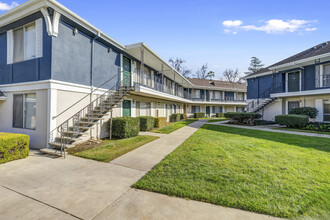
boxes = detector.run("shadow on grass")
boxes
[201,124,330,153]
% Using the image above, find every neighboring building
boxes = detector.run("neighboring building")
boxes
[0,0,246,150]
[245,41,330,122]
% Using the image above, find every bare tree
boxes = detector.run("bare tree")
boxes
[222,68,240,82]
[168,57,191,77]
[194,63,214,79]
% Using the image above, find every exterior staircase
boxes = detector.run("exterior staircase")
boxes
[41,73,134,157]
[246,97,276,113]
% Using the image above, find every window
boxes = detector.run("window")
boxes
[191,106,200,113]
[236,107,245,112]
[212,106,222,113]
[13,93,36,129]
[13,22,36,63]
[288,101,300,113]
[324,103,330,122]
[323,64,330,87]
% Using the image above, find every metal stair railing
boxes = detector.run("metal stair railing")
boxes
[49,70,133,157]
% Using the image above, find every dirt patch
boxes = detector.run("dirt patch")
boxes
[67,140,103,154]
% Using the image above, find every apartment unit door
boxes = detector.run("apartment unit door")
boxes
[123,57,131,87]
[206,106,210,117]
[122,100,131,116]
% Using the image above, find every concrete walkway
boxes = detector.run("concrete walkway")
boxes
[209,121,330,138]
[0,120,280,220]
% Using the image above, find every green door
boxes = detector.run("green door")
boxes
[123,100,131,116]
[123,57,131,87]
[288,71,300,92]
[206,106,210,117]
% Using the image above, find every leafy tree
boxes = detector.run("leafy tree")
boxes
[248,57,264,74]
[168,58,191,77]
[222,68,240,82]
[194,63,214,79]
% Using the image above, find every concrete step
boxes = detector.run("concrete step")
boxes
[40,148,67,157]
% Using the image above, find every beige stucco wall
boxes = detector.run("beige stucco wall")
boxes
[0,90,48,149]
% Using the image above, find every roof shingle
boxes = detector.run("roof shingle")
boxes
[187,78,246,91]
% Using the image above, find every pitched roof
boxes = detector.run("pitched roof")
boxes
[244,68,271,78]
[269,41,330,68]
[187,78,246,91]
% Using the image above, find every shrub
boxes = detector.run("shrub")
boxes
[224,112,262,125]
[0,132,29,164]
[289,107,318,119]
[275,114,309,128]
[170,113,181,122]
[194,112,205,118]
[254,119,275,126]
[138,116,155,131]
[216,113,224,118]
[154,117,167,128]
[179,113,184,120]
[106,117,140,139]
[303,122,330,132]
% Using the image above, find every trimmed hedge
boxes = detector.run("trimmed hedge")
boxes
[106,117,140,139]
[216,113,224,117]
[275,114,309,128]
[224,112,262,125]
[194,112,205,118]
[170,113,181,122]
[154,117,167,128]
[304,122,330,132]
[0,132,29,164]
[254,119,275,126]
[289,107,318,119]
[139,116,155,131]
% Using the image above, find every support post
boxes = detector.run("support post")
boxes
[109,110,113,140]
[140,48,144,84]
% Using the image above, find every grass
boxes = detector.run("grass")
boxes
[70,135,159,162]
[134,124,330,218]
[152,119,198,134]
[207,118,227,123]
[273,127,330,135]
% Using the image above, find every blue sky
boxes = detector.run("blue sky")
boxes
[1,0,330,79]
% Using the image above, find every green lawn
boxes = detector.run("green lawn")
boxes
[273,127,330,135]
[70,135,159,162]
[152,119,198,134]
[134,124,330,218]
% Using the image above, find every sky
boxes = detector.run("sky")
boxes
[1,0,330,79]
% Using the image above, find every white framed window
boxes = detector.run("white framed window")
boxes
[323,64,330,87]
[288,101,300,113]
[7,19,43,64]
[236,107,245,112]
[13,93,36,130]
[191,106,200,113]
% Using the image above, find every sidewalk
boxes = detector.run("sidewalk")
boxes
[0,119,281,220]
[210,121,330,139]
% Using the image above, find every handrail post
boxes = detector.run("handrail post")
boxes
[109,110,113,140]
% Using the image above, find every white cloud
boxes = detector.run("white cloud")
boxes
[0,1,18,11]
[222,20,243,27]
[222,19,317,34]
[305,27,317,31]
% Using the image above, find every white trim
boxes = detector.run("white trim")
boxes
[6,30,13,64]
[271,88,330,98]
[0,79,108,94]
[243,71,273,80]
[40,7,52,36]
[269,52,330,70]
[52,10,61,37]
[46,88,57,146]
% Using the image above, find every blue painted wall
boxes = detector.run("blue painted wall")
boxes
[247,78,258,99]
[0,18,51,85]
[304,64,315,91]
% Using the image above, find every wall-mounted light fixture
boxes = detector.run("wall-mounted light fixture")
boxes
[108,47,112,53]
[73,28,78,35]
[132,60,135,64]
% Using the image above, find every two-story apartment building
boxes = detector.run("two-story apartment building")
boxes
[0,0,246,151]
[245,41,330,122]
